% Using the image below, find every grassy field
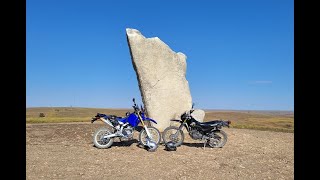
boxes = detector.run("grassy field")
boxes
[204,110,293,133]
[26,107,294,133]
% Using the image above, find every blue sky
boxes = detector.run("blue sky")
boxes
[26,0,293,111]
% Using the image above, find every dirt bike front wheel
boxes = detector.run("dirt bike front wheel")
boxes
[139,126,161,146]
[162,126,184,147]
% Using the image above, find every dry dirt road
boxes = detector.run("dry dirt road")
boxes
[26,122,293,180]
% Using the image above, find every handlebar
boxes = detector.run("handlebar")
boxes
[132,98,145,114]
[189,103,195,114]
[132,104,140,113]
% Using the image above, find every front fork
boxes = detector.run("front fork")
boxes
[138,114,152,138]
[172,123,185,137]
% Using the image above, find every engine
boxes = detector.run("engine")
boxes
[189,129,203,140]
[122,126,134,139]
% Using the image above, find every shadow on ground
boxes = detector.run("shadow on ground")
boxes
[181,142,206,148]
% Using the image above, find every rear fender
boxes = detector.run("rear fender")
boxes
[224,120,231,128]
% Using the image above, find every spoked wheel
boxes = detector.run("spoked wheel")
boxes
[139,126,161,146]
[93,127,114,149]
[162,126,184,146]
[207,130,227,148]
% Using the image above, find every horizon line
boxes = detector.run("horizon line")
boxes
[25,106,294,112]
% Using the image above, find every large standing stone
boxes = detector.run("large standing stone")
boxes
[191,109,205,122]
[126,28,193,131]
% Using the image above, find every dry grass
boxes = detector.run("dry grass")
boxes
[26,107,293,133]
[204,111,293,133]
[26,107,131,123]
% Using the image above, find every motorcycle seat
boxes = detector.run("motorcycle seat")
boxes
[109,115,123,120]
[197,120,222,127]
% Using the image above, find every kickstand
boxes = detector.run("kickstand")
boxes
[203,141,206,150]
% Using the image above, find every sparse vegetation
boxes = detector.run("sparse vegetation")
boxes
[26,107,131,124]
[204,111,294,133]
[39,113,45,117]
[26,107,294,133]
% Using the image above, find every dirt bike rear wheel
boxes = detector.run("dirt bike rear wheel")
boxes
[93,127,114,149]
[207,130,227,148]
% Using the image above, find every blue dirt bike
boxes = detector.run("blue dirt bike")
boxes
[91,98,161,151]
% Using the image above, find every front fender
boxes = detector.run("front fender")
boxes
[144,117,157,124]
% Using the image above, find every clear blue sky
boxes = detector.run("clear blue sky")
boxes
[26,0,293,111]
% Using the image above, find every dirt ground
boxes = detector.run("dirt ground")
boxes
[26,122,294,180]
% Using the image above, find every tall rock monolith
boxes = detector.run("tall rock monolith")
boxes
[126,28,197,131]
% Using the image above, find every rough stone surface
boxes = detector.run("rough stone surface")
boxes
[191,109,205,122]
[126,28,192,130]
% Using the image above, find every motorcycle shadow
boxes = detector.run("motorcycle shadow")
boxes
[182,142,206,148]
[112,139,140,147]
[91,139,140,148]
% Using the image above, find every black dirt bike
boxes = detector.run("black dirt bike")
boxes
[162,103,231,148]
